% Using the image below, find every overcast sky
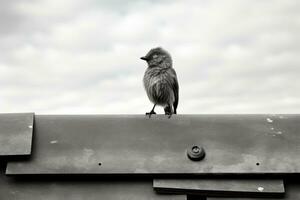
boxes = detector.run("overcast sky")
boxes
[0,0,299,114]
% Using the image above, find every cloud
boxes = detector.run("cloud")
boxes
[0,0,299,114]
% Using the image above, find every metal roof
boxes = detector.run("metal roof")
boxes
[6,114,300,175]
[1,113,300,199]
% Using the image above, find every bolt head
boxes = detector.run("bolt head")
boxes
[187,145,205,161]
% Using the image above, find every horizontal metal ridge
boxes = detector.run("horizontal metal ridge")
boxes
[154,178,284,198]
[6,114,300,175]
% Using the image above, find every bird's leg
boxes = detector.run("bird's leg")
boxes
[164,104,173,118]
[146,104,156,118]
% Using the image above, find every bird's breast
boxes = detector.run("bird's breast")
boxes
[143,68,174,105]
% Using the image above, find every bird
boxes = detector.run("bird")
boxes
[141,47,179,118]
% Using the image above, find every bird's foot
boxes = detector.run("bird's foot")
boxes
[165,112,172,119]
[146,111,156,118]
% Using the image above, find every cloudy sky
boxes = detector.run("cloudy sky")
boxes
[0,0,299,114]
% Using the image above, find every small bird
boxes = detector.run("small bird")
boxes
[141,47,179,118]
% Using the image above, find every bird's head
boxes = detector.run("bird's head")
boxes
[140,47,172,68]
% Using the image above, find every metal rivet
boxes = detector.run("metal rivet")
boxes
[187,145,205,161]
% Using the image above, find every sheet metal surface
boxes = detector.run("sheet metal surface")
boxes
[154,179,284,197]
[0,113,34,156]
[0,164,184,200]
[6,114,300,175]
[205,182,300,200]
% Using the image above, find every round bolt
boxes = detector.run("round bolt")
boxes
[187,145,205,161]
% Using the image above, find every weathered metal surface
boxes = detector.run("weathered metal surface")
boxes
[0,180,185,200]
[204,181,300,200]
[0,162,185,200]
[6,114,300,175]
[154,179,284,198]
[0,113,34,156]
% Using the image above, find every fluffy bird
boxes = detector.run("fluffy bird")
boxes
[141,47,179,118]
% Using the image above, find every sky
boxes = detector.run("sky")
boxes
[0,0,299,114]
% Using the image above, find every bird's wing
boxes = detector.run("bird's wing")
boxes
[169,68,179,114]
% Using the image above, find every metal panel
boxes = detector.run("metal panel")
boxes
[0,113,34,156]
[6,114,300,175]
[0,162,185,200]
[205,182,300,200]
[154,179,284,198]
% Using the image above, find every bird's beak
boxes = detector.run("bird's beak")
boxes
[140,56,148,61]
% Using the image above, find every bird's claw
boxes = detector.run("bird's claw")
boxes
[146,111,156,118]
[165,112,172,119]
